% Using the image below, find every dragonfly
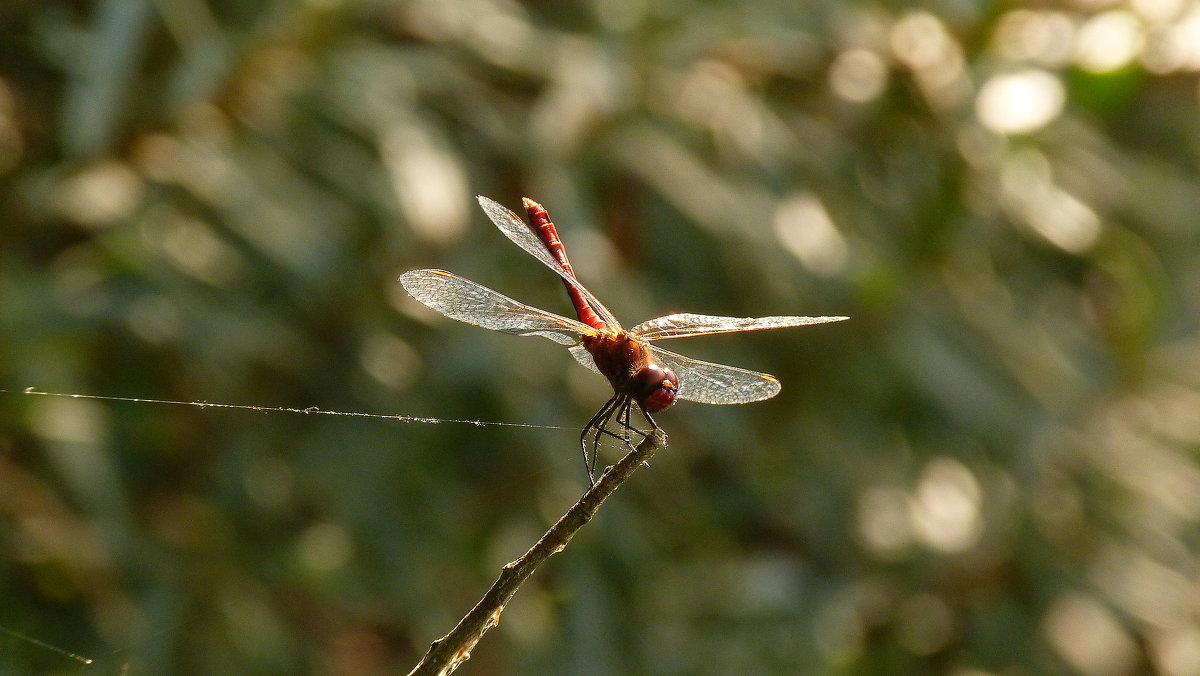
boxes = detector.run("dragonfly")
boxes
[399,196,848,482]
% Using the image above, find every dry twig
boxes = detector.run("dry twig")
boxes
[406,430,667,675]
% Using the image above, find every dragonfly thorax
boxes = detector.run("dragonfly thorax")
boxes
[583,332,679,413]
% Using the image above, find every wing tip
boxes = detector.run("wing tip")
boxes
[762,374,782,396]
[477,194,506,212]
[758,373,783,400]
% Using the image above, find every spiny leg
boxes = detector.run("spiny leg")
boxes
[615,397,642,443]
[602,398,658,452]
[618,402,657,443]
[601,396,640,449]
[581,393,624,483]
[626,403,663,468]
[635,405,663,438]
[598,398,653,447]
[580,395,614,482]
[590,395,635,479]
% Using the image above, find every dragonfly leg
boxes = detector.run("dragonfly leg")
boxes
[607,396,643,449]
[613,397,650,462]
[615,398,631,441]
[635,405,663,437]
[611,403,657,442]
[581,393,624,484]
[616,402,669,468]
[629,406,664,468]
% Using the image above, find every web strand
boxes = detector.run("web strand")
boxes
[0,624,94,665]
[0,388,570,667]
[3,389,570,430]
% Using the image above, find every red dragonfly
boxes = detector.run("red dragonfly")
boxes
[400,196,847,481]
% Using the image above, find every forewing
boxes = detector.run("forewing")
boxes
[631,313,848,341]
[651,346,782,404]
[476,195,622,330]
[399,269,592,345]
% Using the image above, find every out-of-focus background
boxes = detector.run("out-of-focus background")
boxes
[2,1,1199,674]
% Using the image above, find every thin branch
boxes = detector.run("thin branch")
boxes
[406,430,667,676]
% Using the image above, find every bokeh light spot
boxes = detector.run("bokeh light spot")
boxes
[999,149,1101,253]
[298,522,354,573]
[976,69,1065,134]
[52,160,144,227]
[773,193,848,276]
[857,486,912,556]
[1151,626,1200,676]
[829,49,888,103]
[1075,11,1146,73]
[359,331,420,390]
[993,10,1076,65]
[1044,593,1138,676]
[908,458,983,552]
[382,125,469,246]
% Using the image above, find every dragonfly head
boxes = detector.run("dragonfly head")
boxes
[631,364,678,413]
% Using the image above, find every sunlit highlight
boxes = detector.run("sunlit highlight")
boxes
[381,124,469,246]
[52,160,144,227]
[1091,544,1193,628]
[1152,626,1200,675]
[1044,594,1138,676]
[674,60,768,158]
[298,522,354,572]
[360,331,420,390]
[908,458,983,552]
[1000,149,1101,253]
[1143,4,1200,72]
[829,49,889,103]
[976,69,1065,134]
[773,193,848,276]
[857,486,912,556]
[993,10,1076,65]
[891,12,969,109]
[147,212,243,285]
[1075,10,1145,72]
[1131,0,1186,22]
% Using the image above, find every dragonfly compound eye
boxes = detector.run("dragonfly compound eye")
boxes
[631,364,679,413]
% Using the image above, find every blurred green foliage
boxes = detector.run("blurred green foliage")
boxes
[3,1,1200,674]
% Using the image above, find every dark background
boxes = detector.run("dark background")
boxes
[3,1,1200,674]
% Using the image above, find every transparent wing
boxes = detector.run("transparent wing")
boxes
[476,195,623,330]
[631,313,849,341]
[399,269,594,345]
[650,346,783,404]
[568,344,601,374]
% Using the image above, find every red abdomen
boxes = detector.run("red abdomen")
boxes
[522,198,607,331]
